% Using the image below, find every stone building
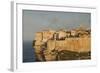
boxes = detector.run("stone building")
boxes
[56,30,67,40]
[42,30,55,42]
[34,32,43,41]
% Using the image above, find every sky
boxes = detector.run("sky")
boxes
[23,10,91,41]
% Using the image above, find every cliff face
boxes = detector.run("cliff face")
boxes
[33,28,91,61]
[47,37,91,52]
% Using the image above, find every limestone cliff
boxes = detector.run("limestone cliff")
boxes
[33,28,91,61]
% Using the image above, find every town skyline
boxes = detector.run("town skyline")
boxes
[23,10,91,41]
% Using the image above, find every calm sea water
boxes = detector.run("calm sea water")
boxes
[23,41,36,62]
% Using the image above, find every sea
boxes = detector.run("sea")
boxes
[23,41,36,62]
